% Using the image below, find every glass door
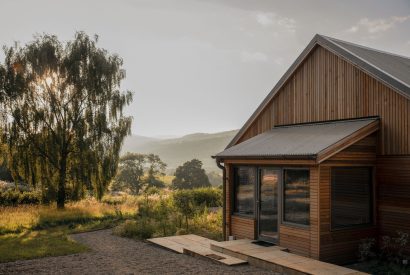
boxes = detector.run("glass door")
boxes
[258,168,280,243]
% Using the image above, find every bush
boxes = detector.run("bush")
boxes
[113,219,155,239]
[358,238,376,262]
[173,188,221,209]
[0,190,42,206]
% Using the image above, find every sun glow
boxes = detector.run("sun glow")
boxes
[45,76,53,86]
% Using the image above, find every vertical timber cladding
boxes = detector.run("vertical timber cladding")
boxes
[236,46,410,156]
[319,137,378,264]
[377,156,410,237]
[278,166,319,258]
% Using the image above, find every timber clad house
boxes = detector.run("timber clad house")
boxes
[214,34,410,264]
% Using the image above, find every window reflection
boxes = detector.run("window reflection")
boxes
[283,169,310,225]
[234,167,255,215]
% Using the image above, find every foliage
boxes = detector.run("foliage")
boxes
[113,153,145,194]
[380,231,409,263]
[113,187,223,241]
[113,219,155,240]
[354,231,410,274]
[145,154,166,189]
[173,190,195,229]
[173,187,222,208]
[358,238,376,262]
[0,190,42,206]
[0,32,133,208]
[172,159,210,189]
[112,153,167,194]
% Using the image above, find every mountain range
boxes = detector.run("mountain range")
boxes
[122,130,238,173]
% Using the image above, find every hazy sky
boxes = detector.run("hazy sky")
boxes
[1,0,409,137]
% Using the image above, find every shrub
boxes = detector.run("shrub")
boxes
[0,190,42,206]
[358,238,376,262]
[113,219,155,239]
[190,188,222,208]
[173,188,221,209]
[380,231,409,263]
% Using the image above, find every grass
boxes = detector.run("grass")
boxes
[0,198,137,234]
[0,197,138,263]
[0,229,88,263]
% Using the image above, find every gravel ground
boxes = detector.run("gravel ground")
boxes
[0,229,275,275]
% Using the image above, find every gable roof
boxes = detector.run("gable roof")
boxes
[227,34,410,148]
[215,117,379,163]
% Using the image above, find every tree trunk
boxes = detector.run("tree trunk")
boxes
[57,156,67,209]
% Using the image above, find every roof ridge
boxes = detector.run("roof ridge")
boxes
[320,35,410,60]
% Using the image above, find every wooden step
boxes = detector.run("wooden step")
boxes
[147,235,247,266]
[182,247,247,266]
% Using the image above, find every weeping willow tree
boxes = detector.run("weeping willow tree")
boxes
[0,32,133,208]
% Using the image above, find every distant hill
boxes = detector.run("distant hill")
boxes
[122,130,238,172]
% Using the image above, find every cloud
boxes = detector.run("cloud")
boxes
[347,15,410,34]
[255,12,296,32]
[256,13,274,26]
[240,51,268,63]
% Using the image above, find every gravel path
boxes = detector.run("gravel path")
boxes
[0,229,274,275]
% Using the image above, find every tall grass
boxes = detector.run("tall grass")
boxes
[0,198,137,234]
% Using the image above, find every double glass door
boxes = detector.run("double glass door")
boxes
[257,168,280,243]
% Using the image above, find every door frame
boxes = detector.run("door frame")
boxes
[256,167,282,244]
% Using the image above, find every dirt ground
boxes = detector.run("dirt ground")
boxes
[0,229,275,275]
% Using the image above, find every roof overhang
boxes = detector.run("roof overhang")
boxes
[214,117,379,164]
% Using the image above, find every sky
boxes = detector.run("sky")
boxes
[0,0,409,137]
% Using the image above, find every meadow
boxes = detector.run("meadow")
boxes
[0,187,222,263]
[0,198,137,262]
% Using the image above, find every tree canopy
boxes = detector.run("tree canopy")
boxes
[0,32,133,208]
[113,153,166,194]
[172,159,210,190]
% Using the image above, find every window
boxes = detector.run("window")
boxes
[331,167,373,229]
[283,169,310,225]
[233,166,256,215]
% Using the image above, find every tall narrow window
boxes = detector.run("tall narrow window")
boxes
[283,169,310,225]
[233,166,256,216]
[332,167,373,229]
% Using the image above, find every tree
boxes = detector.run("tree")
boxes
[113,153,145,194]
[145,154,166,188]
[112,153,166,194]
[0,32,133,208]
[172,159,210,189]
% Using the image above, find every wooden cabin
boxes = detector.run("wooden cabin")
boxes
[214,34,410,264]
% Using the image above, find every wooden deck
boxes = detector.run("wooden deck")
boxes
[147,235,247,266]
[148,235,367,274]
[211,239,367,275]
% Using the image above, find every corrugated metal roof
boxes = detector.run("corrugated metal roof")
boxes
[226,34,410,149]
[215,118,378,159]
[326,37,410,90]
